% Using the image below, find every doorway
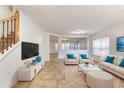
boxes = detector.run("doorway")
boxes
[49,35,59,60]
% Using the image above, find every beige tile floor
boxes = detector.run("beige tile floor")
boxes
[13,58,124,88]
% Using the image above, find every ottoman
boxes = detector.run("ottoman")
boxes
[86,71,114,88]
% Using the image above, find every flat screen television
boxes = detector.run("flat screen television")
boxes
[21,42,39,60]
[117,36,124,52]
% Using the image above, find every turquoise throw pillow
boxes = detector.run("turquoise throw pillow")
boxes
[67,54,76,59]
[119,58,124,68]
[80,54,88,59]
[105,56,115,64]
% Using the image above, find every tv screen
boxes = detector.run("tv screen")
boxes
[117,36,124,52]
[21,42,39,60]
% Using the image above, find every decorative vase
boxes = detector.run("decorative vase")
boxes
[36,56,42,63]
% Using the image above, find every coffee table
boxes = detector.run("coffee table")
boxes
[78,64,101,82]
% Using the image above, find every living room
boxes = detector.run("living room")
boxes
[0,1,124,92]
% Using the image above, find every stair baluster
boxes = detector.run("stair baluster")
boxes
[0,10,19,54]
[14,19,16,44]
[6,20,9,50]
[2,22,5,54]
[10,19,13,47]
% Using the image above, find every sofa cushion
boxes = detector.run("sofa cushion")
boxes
[114,56,121,65]
[67,54,76,59]
[119,58,124,67]
[66,59,77,62]
[109,65,124,75]
[104,56,115,64]
[100,62,115,69]
[100,61,124,75]
[80,54,88,59]
[116,56,124,65]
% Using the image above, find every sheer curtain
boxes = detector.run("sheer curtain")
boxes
[62,41,80,50]
[93,37,110,57]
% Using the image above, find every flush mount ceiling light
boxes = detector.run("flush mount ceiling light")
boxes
[62,38,68,40]
[72,29,87,35]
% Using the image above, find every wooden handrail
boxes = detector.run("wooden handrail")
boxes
[0,16,16,23]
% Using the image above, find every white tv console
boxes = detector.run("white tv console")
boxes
[18,62,44,81]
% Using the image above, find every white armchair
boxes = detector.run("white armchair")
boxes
[64,54,79,65]
[79,54,94,64]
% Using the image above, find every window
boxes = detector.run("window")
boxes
[93,37,110,57]
[61,41,80,50]
[55,43,58,51]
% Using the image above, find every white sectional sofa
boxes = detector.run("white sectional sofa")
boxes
[99,56,124,79]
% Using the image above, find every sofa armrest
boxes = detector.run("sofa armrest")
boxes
[64,56,67,61]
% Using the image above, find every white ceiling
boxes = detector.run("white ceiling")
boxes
[18,5,124,36]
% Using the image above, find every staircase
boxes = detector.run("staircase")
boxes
[0,10,19,54]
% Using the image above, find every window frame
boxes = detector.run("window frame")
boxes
[93,37,110,57]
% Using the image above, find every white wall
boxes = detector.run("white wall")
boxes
[0,6,50,88]
[20,11,50,61]
[41,32,49,61]
[50,38,58,53]
[89,22,124,57]
[0,43,22,87]
[79,38,87,50]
